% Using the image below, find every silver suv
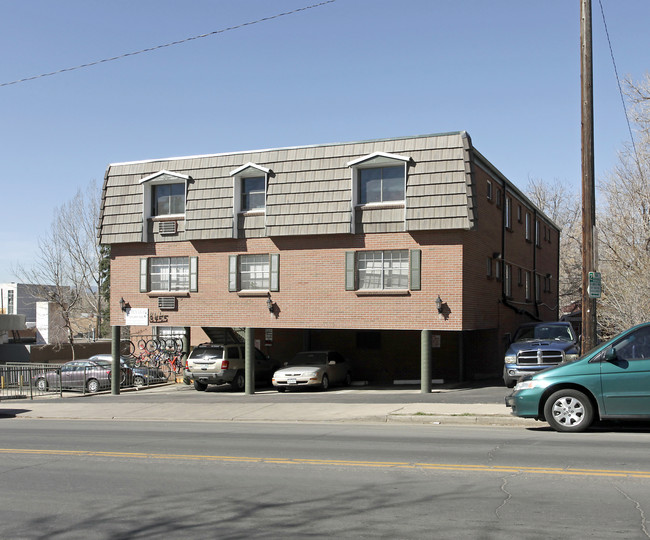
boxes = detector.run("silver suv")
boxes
[185,343,278,392]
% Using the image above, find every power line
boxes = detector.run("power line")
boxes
[1,0,337,88]
[597,0,645,181]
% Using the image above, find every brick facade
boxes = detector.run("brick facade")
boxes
[102,133,560,382]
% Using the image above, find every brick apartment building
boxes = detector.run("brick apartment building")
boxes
[99,132,559,383]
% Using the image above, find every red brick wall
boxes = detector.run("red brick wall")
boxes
[110,232,471,333]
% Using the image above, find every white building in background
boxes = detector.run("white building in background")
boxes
[0,283,59,327]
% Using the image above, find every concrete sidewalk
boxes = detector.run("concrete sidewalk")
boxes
[1,384,538,427]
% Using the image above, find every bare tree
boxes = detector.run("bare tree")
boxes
[525,177,582,315]
[14,180,105,358]
[57,181,105,338]
[597,76,650,336]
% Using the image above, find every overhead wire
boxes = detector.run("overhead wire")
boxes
[0,0,337,88]
[597,0,645,182]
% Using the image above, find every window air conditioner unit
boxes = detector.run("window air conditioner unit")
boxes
[159,221,177,235]
[158,297,176,310]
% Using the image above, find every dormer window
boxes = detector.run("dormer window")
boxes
[139,170,190,242]
[230,163,272,238]
[152,183,185,216]
[347,151,411,207]
[241,176,265,211]
[231,163,271,214]
[359,166,404,204]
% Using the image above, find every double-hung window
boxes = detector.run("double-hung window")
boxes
[358,166,405,204]
[358,250,409,289]
[229,253,280,292]
[141,256,198,293]
[346,249,420,292]
[152,183,185,216]
[240,254,270,290]
[241,177,266,211]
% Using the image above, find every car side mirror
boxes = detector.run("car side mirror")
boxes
[605,348,617,362]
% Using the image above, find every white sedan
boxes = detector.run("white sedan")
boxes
[272,351,352,392]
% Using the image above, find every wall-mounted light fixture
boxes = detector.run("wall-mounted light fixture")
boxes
[266,295,274,313]
[435,295,443,314]
[119,297,127,312]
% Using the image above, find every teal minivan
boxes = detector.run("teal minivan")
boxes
[506,322,650,432]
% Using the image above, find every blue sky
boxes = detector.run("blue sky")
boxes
[1,0,649,283]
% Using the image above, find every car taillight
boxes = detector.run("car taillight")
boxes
[221,360,229,369]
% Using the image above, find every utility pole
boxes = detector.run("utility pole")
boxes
[581,0,597,352]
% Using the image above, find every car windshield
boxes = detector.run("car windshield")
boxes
[288,353,327,366]
[514,325,575,342]
[93,360,112,368]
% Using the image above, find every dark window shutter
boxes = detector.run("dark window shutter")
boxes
[190,256,198,292]
[270,253,280,292]
[139,258,148,293]
[228,255,238,292]
[410,249,421,291]
[345,251,356,291]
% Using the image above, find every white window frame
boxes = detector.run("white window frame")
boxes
[504,263,512,297]
[229,253,279,293]
[347,152,411,234]
[139,170,190,242]
[141,256,198,293]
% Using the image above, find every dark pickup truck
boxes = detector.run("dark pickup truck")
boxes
[503,321,580,387]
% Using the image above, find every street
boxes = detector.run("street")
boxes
[2,418,650,539]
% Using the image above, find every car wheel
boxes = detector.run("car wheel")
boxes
[544,389,593,432]
[36,378,48,392]
[231,372,245,392]
[321,374,329,391]
[86,379,100,393]
[344,372,352,387]
[276,387,287,393]
[503,368,516,388]
[194,380,208,392]
[134,376,145,387]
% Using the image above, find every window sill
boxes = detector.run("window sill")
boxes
[355,289,411,297]
[150,215,185,222]
[237,290,269,297]
[356,202,405,210]
[239,210,266,217]
[147,291,190,297]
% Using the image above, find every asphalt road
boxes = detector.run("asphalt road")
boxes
[2,419,650,539]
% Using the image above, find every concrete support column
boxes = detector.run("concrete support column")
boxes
[111,325,120,395]
[245,327,254,395]
[421,329,431,394]
[182,327,190,361]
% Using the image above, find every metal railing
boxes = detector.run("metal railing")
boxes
[1,364,42,400]
[0,363,170,400]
